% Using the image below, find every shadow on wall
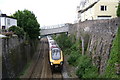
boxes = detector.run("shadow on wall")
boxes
[2,36,39,78]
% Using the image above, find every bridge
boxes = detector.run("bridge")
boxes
[40,24,70,35]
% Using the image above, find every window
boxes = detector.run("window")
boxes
[2,26,5,29]
[52,48,61,60]
[101,6,104,11]
[100,5,107,11]
[7,19,10,25]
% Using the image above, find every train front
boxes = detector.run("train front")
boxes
[49,48,64,71]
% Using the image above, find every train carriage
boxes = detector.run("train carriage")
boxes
[47,36,64,71]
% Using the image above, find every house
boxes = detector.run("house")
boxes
[0,11,17,30]
[77,0,120,22]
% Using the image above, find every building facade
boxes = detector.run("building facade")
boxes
[0,13,17,30]
[77,0,120,22]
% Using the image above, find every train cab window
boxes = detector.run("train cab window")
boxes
[52,48,61,60]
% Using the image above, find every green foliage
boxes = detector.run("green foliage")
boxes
[103,26,120,78]
[76,55,98,78]
[64,48,71,55]
[54,33,98,78]
[9,26,25,38]
[67,51,80,66]
[71,41,82,52]
[67,41,82,66]
[83,65,98,78]
[55,33,73,50]
[117,3,120,17]
[12,9,40,39]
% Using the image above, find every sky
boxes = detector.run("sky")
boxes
[0,0,82,27]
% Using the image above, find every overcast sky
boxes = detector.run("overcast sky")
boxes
[0,0,82,27]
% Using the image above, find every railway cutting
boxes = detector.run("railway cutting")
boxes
[20,37,63,79]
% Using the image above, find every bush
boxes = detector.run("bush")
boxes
[117,3,120,17]
[70,41,82,53]
[76,55,98,78]
[67,40,82,66]
[64,48,71,55]
[9,26,25,38]
[83,66,98,78]
[67,51,80,66]
[55,33,73,50]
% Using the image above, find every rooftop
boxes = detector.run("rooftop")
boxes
[0,13,16,19]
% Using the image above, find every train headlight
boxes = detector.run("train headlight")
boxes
[50,62,53,65]
[60,61,63,65]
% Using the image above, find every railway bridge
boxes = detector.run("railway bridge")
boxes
[40,23,71,36]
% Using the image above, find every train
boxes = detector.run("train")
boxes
[47,36,64,71]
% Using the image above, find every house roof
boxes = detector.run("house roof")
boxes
[78,0,99,13]
[0,14,16,19]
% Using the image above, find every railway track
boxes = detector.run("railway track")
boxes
[30,39,44,78]
[52,72,63,79]
[20,37,63,79]
[40,38,52,78]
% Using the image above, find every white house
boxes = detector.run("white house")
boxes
[0,13,17,30]
[77,0,120,22]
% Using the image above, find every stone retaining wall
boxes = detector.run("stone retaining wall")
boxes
[2,36,38,78]
[69,18,120,74]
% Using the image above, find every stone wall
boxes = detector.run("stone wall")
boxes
[2,36,38,78]
[69,18,120,75]
[68,23,77,35]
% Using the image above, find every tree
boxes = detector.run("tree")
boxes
[9,26,25,38]
[12,10,40,39]
[117,2,120,17]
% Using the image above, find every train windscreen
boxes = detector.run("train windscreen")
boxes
[52,48,61,60]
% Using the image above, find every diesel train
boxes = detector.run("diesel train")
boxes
[47,36,64,71]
